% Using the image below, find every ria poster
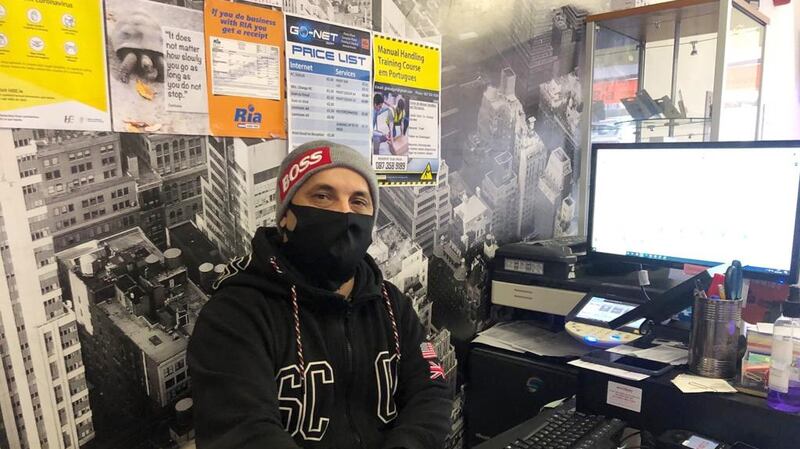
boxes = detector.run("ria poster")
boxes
[0,0,110,130]
[205,0,286,138]
[105,0,209,135]
[372,34,440,186]
[285,15,372,158]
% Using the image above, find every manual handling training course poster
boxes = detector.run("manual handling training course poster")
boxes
[372,33,440,186]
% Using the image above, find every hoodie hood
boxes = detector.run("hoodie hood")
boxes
[213,227,385,310]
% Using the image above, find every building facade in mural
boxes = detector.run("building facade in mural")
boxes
[0,132,95,449]
[196,137,286,260]
[121,134,207,247]
[56,227,208,448]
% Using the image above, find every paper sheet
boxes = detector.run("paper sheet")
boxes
[474,322,591,358]
[633,345,688,364]
[607,343,688,364]
[607,345,640,355]
[671,374,738,393]
[568,359,650,381]
[471,334,524,353]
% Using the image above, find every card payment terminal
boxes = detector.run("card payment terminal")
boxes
[564,293,645,348]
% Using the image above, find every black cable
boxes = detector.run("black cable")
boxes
[618,430,642,444]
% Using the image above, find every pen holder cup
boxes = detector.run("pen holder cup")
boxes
[688,296,743,379]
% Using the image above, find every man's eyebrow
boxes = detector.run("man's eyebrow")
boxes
[351,191,372,203]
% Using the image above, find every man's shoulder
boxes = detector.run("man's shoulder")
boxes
[203,281,290,320]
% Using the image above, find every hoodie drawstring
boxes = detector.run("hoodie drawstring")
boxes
[270,257,401,383]
[290,284,306,376]
[381,283,401,361]
[270,258,306,375]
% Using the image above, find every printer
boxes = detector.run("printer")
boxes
[491,237,708,321]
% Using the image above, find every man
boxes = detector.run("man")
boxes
[373,93,394,155]
[188,141,453,449]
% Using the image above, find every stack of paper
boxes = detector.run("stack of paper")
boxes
[671,374,738,393]
[473,321,591,358]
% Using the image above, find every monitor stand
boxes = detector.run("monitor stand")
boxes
[608,265,722,335]
[580,259,662,277]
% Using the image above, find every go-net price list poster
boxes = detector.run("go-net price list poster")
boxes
[285,15,372,159]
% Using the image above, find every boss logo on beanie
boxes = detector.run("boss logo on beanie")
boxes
[280,146,332,200]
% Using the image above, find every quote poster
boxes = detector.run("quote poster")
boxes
[0,0,110,130]
[205,0,286,138]
[105,0,209,135]
[372,33,440,186]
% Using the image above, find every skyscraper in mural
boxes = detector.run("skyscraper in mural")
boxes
[0,131,95,449]
[380,159,452,256]
[515,117,548,238]
[120,133,207,247]
[196,137,287,260]
[8,130,140,254]
[534,147,573,238]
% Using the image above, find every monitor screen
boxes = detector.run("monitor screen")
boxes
[589,142,800,281]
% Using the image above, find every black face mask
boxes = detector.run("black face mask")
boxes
[281,203,374,291]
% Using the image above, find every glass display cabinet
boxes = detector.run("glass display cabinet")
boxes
[581,0,768,145]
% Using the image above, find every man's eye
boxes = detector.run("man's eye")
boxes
[313,193,330,200]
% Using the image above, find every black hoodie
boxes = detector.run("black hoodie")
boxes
[188,227,453,449]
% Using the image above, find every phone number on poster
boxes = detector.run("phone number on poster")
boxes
[374,160,407,171]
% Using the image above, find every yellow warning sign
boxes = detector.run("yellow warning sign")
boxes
[420,163,434,181]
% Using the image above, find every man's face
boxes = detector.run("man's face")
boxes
[280,167,374,232]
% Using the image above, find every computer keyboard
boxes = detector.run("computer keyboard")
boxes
[502,409,626,449]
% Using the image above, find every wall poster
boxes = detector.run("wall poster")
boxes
[372,33,440,186]
[0,0,110,130]
[282,0,372,30]
[285,14,372,158]
[105,0,209,135]
[205,0,286,138]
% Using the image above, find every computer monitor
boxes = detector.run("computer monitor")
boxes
[588,141,800,283]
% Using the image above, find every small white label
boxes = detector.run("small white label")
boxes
[683,435,721,449]
[606,381,642,413]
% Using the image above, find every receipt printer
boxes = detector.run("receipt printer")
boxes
[494,242,578,280]
[491,242,583,316]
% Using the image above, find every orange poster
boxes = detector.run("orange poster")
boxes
[204,0,286,138]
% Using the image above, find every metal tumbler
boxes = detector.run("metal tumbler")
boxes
[688,295,743,379]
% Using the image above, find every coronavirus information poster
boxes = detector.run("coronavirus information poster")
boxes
[285,15,372,159]
[0,0,110,130]
[372,33,440,186]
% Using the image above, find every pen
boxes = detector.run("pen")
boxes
[724,260,744,300]
[718,283,727,300]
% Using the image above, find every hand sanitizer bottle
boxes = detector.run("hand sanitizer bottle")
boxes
[767,285,800,412]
